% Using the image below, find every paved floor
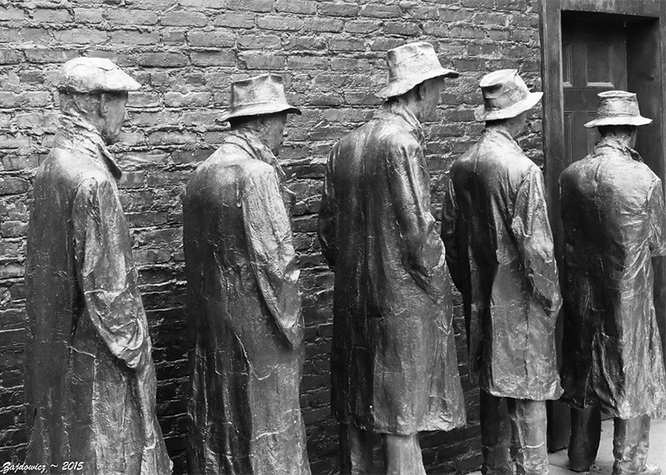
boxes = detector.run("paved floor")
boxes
[470,418,666,475]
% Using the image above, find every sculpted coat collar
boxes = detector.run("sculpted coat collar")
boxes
[54,113,123,179]
[594,135,644,163]
[375,100,426,147]
[224,127,287,182]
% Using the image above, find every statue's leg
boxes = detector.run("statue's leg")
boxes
[339,423,375,475]
[480,389,513,475]
[568,406,601,471]
[384,433,426,475]
[508,398,548,475]
[612,415,659,475]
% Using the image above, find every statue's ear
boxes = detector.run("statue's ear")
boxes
[98,92,111,119]
[416,81,428,101]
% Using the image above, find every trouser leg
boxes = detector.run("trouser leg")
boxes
[613,415,652,475]
[384,433,426,475]
[508,398,549,475]
[568,406,602,471]
[339,423,375,475]
[480,389,513,475]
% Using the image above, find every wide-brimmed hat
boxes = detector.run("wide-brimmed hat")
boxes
[220,74,301,122]
[376,41,459,99]
[474,69,542,121]
[584,90,652,128]
[56,57,141,93]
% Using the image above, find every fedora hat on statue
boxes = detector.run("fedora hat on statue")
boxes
[220,73,301,122]
[376,41,459,99]
[584,90,651,128]
[474,69,542,122]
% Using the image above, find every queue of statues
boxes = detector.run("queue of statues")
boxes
[22,41,666,475]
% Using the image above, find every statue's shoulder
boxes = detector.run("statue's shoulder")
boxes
[37,147,109,191]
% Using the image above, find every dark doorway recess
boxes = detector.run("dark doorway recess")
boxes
[540,0,666,454]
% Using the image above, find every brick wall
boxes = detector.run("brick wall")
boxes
[0,0,543,473]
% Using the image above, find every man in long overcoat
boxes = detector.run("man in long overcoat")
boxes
[318,41,466,475]
[184,74,310,475]
[441,69,562,475]
[560,90,666,475]
[25,58,171,475]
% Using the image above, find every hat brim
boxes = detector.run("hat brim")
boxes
[584,115,652,128]
[220,103,301,122]
[475,91,543,122]
[376,67,460,99]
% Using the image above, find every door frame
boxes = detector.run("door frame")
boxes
[539,0,666,452]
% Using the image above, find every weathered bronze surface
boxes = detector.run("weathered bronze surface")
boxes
[24,58,171,475]
[319,100,466,435]
[442,69,562,474]
[184,74,310,475]
[559,90,666,473]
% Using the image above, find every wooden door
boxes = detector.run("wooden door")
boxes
[562,14,628,168]
[548,13,628,453]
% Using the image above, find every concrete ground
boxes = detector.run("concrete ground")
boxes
[469,418,666,475]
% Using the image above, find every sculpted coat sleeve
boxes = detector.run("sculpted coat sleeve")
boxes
[511,167,562,316]
[318,146,337,269]
[72,177,147,370]
[441,175,463,291]
[648,179,666,257]
[243,167,304,349]
[387,141,447,302]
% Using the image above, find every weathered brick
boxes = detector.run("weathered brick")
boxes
[226,0,273,12]
[53,28,108,45]
[74,8,104,24]
[256,15,303,31]
[330,38,365,52]
[0,178,28,196]
[161,11,208,27]
[213,12,256,28]
[24,49,77,64]
[360,4,402,18]
[188,29,235,48]
[240,52,286,70]
[190,51,236,67]
[303,18,343,32]
[0,7,25,21]
[319,2,360,17]
[275,0,317,15]
[138,53,189,68]
[164,92,212,108]
[343,19,382,34]
[107,9,159,26]
[385,21,421,36]
[0,50,21,65]
[110,30,161,45]
[33,9,72,23]
[238,33,281,50]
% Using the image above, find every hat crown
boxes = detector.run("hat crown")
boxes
[386,42,443,83]
[596,90,641,120]
[480,69,530,113]
[223,74,300,121]
[57,57,140,93]
[230,74,286,111]
[584,90,651,128]
[376,41,459,99]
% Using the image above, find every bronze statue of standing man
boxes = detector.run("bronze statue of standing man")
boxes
[319,41,466,475]
[184,74,311,475]
[560,90,666,475]
[25,57,172,475]
[441,69,562,475]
